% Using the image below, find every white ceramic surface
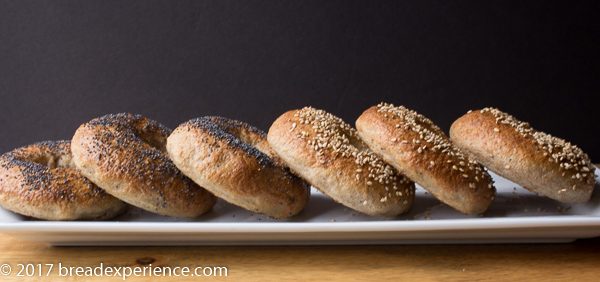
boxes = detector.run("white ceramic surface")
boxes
[0,171,598,245]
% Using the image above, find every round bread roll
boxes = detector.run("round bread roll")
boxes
[356,103,496,215]
[166,116,311,219]
[0,141,126,220]
[267,107,415,217]
[450,107,596,203]
[71,113,216,217]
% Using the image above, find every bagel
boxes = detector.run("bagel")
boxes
[267,107,415,217]
[356,103,496,215]
[0,141,126,220]
[166,116,311,219]
[450,107,596,203]
[71,113,216,217]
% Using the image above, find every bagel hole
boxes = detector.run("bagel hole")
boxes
[229,127,277,159]
[240,132,273,156]
[132,131,168,155]
[31,154,79,170]
[347,133,371,153]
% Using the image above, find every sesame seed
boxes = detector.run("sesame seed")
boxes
[480,107,593,172]
[494,128,500,132]
[297,106,412,194]
[505,165,511,169]
[376,103,493,190]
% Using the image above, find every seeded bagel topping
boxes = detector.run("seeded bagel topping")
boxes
[291,107,412,199]
[480,107,596,185]
[376,103,492,190]
[0,141,108,201]
[180,116,306,186]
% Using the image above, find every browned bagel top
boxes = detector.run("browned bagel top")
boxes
[168,116,311,218]
[268,107,415,217]
[0,140,112,202]
[75,113,186,188]
[356,103,496,214]
[0,140,126,220]
[291,107,413,189]
[178,116,290,173]
[373,103,492,185]
[461,108,596,186]
[71,113,215,217]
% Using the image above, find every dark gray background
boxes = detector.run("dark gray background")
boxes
[1,1,599,160]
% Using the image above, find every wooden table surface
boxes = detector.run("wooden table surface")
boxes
[1,166,599,281]
[0,234,599,281]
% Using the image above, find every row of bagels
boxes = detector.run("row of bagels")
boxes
[0,103,595,220]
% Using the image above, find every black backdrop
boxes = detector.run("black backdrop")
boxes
[1,1,599,160]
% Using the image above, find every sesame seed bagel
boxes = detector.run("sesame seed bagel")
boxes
[166,116,311,219]
[267,107,415,217]
[356,103,496,215]
[450,108,596,203]
[71,113,216,217]
[0,141,126,220]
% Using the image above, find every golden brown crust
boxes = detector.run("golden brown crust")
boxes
[267,107,415,217]
[450,108,596,203]
[356,104,496,215]
[166,116,311,219]
[71,113,216,217]
[0,141,127,220]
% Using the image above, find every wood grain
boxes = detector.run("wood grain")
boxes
[0,234,599,281]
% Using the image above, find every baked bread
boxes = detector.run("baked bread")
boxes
[267,107,415,217]
[356,103,496,214]
[450,107,596,203]
[0,141,126,220]
[167,116,311,219]
[71,113,216,217]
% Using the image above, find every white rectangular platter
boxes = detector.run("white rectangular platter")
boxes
[0,170,599,246]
